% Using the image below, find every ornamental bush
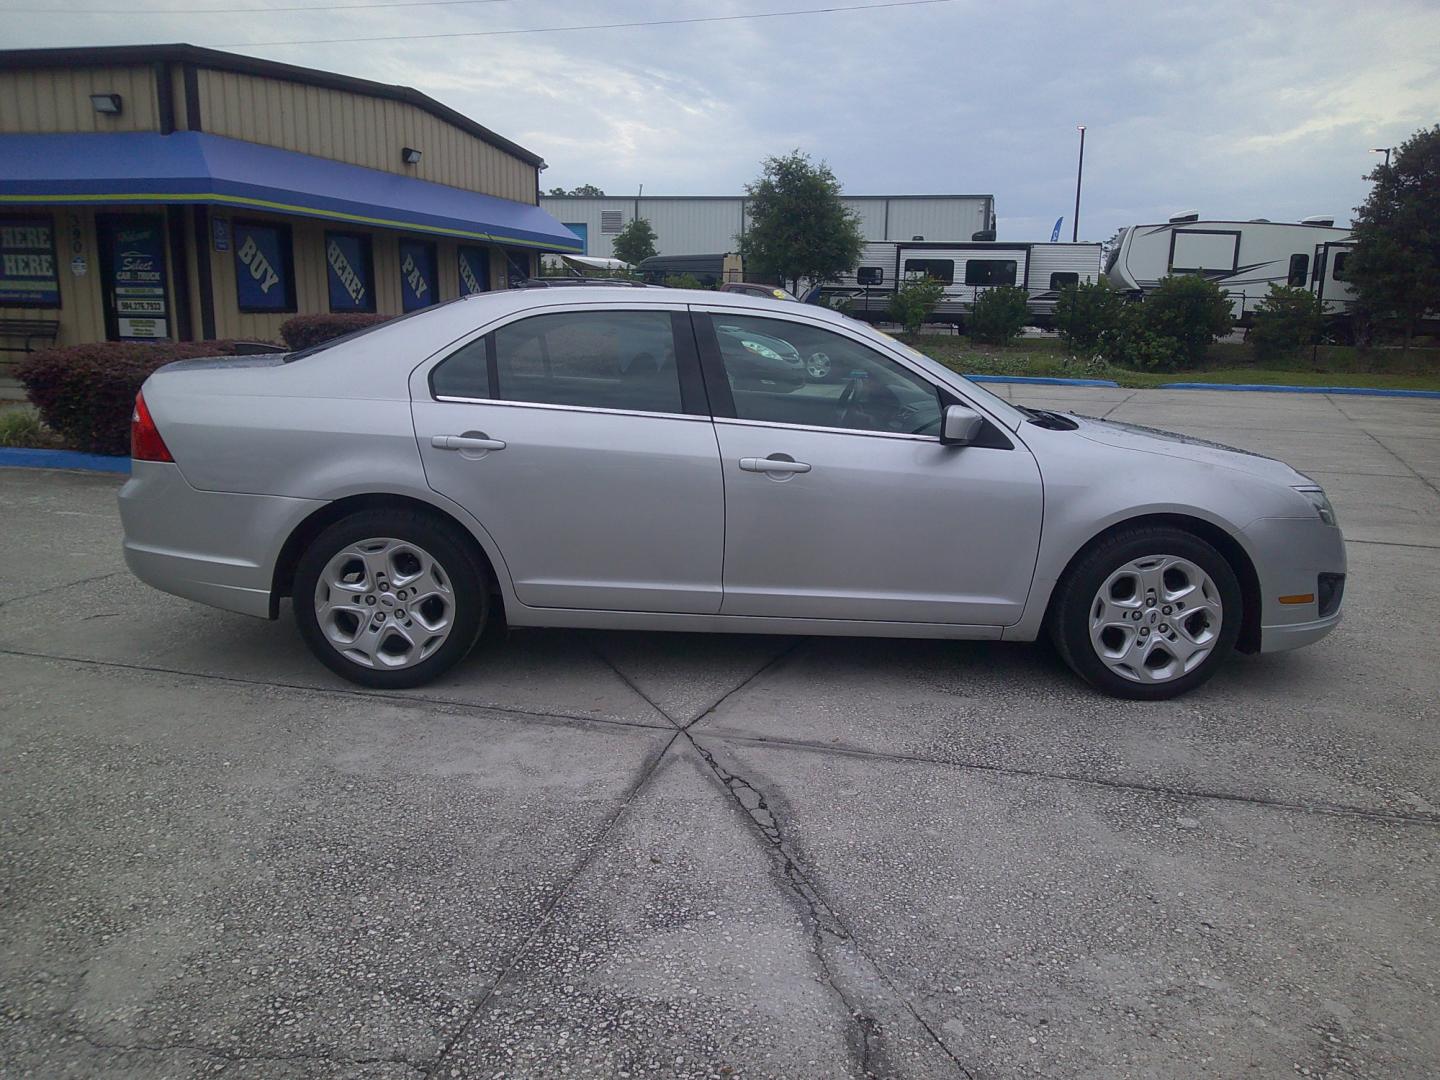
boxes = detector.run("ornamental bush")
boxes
[1142,274,1232,366]
[1247,283,1326,363]
[888,273,947,334]
[967,285,1030,345]
[1055,279,1125,351]
[279,313,393,350]
[17,340,260,455]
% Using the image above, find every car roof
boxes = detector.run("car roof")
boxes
[456,285,838,321]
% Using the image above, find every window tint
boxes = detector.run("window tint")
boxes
[964,259,1017,286]
[903,259,954,285]
[1050,272,1079,289]
[712,315,942,437]
[1332,252,1349,280]
[430,337,490,399]
[1288,253,1309,287]
[494,310,682,413]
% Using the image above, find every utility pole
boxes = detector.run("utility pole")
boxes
[1072,125,1086,243]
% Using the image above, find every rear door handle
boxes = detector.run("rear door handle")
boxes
[739,456,811,474]
[431,434,507,452]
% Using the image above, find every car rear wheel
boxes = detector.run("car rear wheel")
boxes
[294,510,488,689]
[1049,525,1242,700]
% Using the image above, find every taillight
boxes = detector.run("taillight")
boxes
[131,391,174,462]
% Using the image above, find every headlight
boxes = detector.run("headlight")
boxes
[1294,486,1337,526]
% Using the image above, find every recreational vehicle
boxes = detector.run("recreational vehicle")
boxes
[1105,214,1357,323]
[823,240,1103,327]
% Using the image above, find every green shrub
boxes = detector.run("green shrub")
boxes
[1142,274,1232,366]
[0,406,62,449]
[1098,304,1182,370]
[967,285,1030,346]
[888,273,947,334]
[666,272,712,290]
[17,340,256,455]
[1248,284,1325,363]
[279,313,393,351]
[1056,279,1124,350]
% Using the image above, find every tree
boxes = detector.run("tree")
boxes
[611,217,658,265]
[888,273,946,334]
[1347,124,1440,349]
[737,151,864,294]
[545,184,606,197]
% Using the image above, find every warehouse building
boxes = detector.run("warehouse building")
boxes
[541,194,997,260]
[0,44,582,352]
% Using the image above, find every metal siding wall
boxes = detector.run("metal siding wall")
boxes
[0,65,161,133]
[842,199,888,241]
[884,198,990,242]
[642,199,746,255]
[194,69,537,203]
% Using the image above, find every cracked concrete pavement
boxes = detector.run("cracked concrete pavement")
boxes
[1,386,1438,1078]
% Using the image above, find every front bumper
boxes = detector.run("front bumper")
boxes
[118,461,323,619]
[1244,515,1347,654]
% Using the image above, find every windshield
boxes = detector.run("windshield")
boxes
[878,332,1029,430]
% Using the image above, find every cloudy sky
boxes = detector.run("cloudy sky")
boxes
[10,0,1439,239]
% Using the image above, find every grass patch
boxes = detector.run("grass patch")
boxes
[0,404,65,449]
[903,335,1440,391]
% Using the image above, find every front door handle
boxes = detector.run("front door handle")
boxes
[432,434,507,452]
[739,456,811,475]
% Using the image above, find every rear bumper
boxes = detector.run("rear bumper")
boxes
[118,461,323,619]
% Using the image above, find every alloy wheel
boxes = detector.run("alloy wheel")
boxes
[314,537,455,670]
[1087,554,1223,684]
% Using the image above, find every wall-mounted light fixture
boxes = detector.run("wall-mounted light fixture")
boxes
[401,147,422,165]
[89,93,123,115]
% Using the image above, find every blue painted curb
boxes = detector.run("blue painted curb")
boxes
[965,374,1121,387]
[0,448,130,473]
[1158,382,1440,399]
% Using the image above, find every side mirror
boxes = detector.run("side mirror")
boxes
[940,404,985,446]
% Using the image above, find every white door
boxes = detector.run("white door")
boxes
[695,311,1043,626]
[411,306,725,614]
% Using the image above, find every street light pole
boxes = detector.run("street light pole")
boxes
[1370,147,1392,168]
[1072,125,1086,243]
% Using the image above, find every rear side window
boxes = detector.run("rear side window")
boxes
[1288,253,1309,286]
[1050,272,1079,289]
[903,259,954,284]
[494,310,682,413]
[964,259,1017,286]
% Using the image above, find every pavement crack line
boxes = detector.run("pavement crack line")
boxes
[422,729,681,1076]
[63,1030,425,1073]
[0,647,672,735]
[701,728,1440,827]
[0,570,125,612]
[1326,396,1440,501]
[685,734,976,1080]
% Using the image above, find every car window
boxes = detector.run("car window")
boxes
[711,315,943,437]
[488,310,682,413]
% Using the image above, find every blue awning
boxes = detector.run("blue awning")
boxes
[0,130,582,252]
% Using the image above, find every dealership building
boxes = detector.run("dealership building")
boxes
[0,44,582,352]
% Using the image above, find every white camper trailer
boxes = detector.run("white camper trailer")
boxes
[826,240,1103,327]
[1105,214,1357,323]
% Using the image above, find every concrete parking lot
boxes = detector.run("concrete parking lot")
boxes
[2,385,1438,1079]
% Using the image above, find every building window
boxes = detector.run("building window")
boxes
[1287,254,1309,287]
[0,215,60,308]
[1332,252,1350,280]
[325,232,375,313]
[964,259,1017,287]
[233,220,296,313]
[457,245,492,295]
[600,211,623,234]
[1049,272,1079,289]
[903,259,954,284]
[399,239,439,312]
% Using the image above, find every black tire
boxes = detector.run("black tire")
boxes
[293,509,489,689]
[1048,525,1243,701]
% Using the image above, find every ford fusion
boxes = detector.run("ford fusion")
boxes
[119,288,1345,699]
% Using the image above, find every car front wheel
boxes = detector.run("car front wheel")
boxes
[293,510,488,689]
[1049,525,1242,700]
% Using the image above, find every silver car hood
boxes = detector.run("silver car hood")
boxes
[1069,414,1306,484]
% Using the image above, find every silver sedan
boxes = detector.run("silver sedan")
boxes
[119,287,1345,699]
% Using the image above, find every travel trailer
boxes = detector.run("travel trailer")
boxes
[1105,214,1357,323]
[823,240,1103,327]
